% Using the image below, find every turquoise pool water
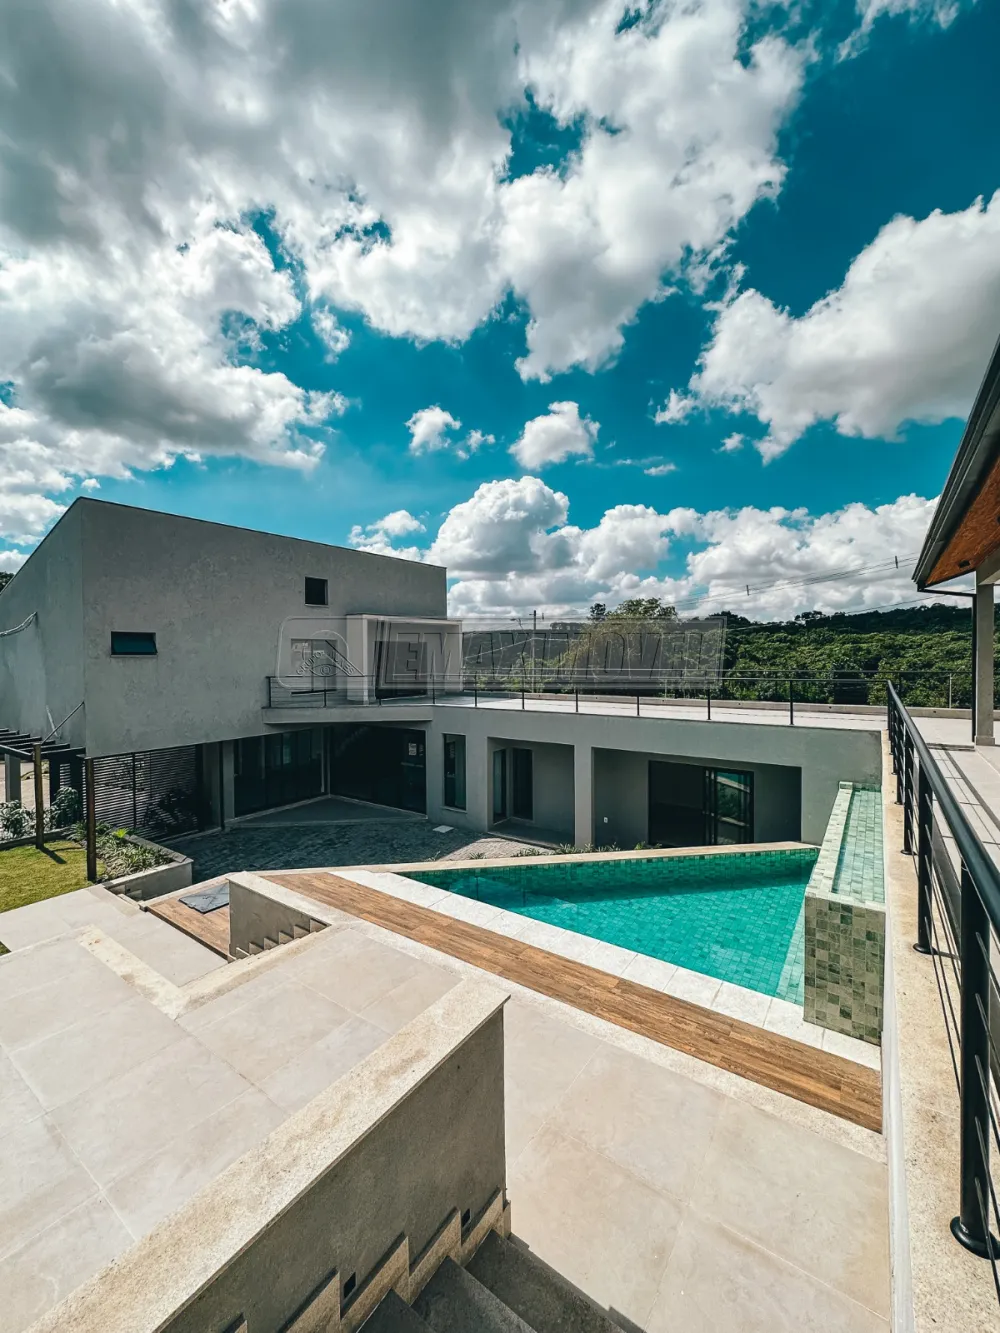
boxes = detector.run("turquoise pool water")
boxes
[409,850,817,1002]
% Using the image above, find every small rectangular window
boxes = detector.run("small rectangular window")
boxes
[304,576,328,606]
[111,631,157,656]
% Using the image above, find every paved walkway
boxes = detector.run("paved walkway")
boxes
[913,716,1000,870]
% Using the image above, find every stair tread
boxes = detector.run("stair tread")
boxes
[467,1232,624,1333]
[413,1257,536,1333]
[360,1290,430,1332]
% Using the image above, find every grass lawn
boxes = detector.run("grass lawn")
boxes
[0,840,104,953]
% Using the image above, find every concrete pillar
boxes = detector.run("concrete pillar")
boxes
[220,740,236,825]
[466,731,490,833]
[974,571,995,746]
[4,754,22,805]
[424,725,443,822]
[573,743,593,849]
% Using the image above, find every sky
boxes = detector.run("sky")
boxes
[0,0,998,621]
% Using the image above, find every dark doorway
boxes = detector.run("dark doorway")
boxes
[327,725,426,813]
[704,768,754,844]
[512,748,534,820]
[234,730,323,817]
[492,748,508,821]
[648,760,704,847]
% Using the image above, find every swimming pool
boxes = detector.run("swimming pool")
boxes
[408,849,817,1003]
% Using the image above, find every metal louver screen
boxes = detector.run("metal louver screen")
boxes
[85,746,203,837]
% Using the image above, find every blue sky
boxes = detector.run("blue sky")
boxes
[1,0,997,619]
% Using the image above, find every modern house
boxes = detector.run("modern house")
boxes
[0,497,880,845]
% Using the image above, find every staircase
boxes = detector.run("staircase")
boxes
[360,1232,624,1333]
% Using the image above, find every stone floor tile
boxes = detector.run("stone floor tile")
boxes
[0,1114,98,1260]
[0,899,78,952]
[289,933,436,1014]
[696,1099,890,1317]
[104,1087,286,1239]
[621,953,679,992]
[359,966,459,1034]
[503,1083,544,1170]
[502,1000,600,1119]
[712,981,772,1026]
[0,956,135,1053]
[764,997,826,1049]
[508,1124,682,1328]
[260,1016,389,1113]
[0,935,100,1002]
[645,1209,889,1333]
[546,1042,725,1200]
[428,893,504,929]
[0,1195,131,1333]
[49,1036,253,1186]
[0,1048,44,1140]
[108,913,226,986]
[822,1027,882,1070]
[12,993,184,1110]
[177,963,289,1033]
[194,981,353,1084]
[663,965,722,1008]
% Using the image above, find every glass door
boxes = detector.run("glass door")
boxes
[704,768,753,844]
[512,748,533,820]
[492,748,508,821]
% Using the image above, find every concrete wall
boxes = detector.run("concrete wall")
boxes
[29,980,508,1333]
[593,749,802,848]
[0,503,86,747]
[425,705,880,846]
[71,499,446,755]
[483,738,574,837]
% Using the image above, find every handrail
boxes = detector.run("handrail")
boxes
[887,680,1000,1281]
[888,681,1000,931]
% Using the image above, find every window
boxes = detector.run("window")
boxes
[304,576,328,606]
[111,631,157,656]
[443,735,466,810]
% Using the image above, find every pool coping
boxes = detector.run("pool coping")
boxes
[321,861,880,1073]
[367,840,812,875]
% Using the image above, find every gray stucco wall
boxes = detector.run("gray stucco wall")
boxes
[483,738,574,837]
[593,749,802,847]
[0,504,85,747]
[424,705,880,845]
[72,500,446,755]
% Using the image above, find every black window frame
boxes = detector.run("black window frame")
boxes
[110,631,157,656]
[304,576,329,607]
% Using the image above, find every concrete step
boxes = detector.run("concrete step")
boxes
[413,1257,536,1333]
[360,1290,430,1332]
[468,1232,624,1333]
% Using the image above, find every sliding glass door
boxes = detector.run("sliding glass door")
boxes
[704,768,753,844]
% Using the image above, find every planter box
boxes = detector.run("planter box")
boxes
[102,835,193,901]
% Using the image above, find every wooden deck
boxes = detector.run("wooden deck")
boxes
[146,898,231,959]
[271,871,883,1133]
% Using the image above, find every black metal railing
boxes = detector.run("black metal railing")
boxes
[266,670,973,722]
[888,681,1000,1295]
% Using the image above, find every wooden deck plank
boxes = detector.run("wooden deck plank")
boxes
[145,898,231,959]
[271,870,883,1133]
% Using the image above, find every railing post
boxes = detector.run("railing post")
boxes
[901,730,915,853]
[707,686,712,722]
[33,743,45,850]
[267,676,272,708]
[521,684,525,710]
[636,693,640,717]
[789,678,795,726]
[951,862,999,1258]
[85,757,98,883]
[914,761,933,954]
[474,682,478,708]
[575,687,579,714]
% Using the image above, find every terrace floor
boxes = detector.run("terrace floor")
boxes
[914,713,1000,868]
[1,870,890,1332]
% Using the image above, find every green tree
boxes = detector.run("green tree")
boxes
[0,571,13,593]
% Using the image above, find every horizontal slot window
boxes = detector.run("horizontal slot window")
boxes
[111,631,157,656]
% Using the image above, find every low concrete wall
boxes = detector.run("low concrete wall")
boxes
[29,979,509,1333]
[227,872,330,955]
[103,835,193,901]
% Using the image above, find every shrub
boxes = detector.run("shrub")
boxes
[47,787,80,828]
[0,801,32,840]
[69,822,171,880]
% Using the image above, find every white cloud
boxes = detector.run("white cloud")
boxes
[840,0,967,59]
[718,433,744,453]
[0,549,29,575]
[654,390,698,425]
[312,308,351,360]
[644,463,677,477]
[348,509,426,560]
[687,193,1000,460]
[509,401,598,469]
[406,406,463,454]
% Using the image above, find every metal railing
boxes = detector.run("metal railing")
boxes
[266,670,973,721]
[888,682,1000,1294]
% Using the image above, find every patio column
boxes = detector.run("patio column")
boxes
[4,753,21,805]
[465,731,490,832]
[573,743,593,849]
[974,569,995,746]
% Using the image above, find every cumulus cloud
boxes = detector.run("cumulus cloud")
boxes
[348,509,426,560]
[313,308,351,360]
[644,463,677,477]
[686,193,1000,459]
[509,402,598,469]
[406,407,495,459]
[654,390,698,426]
[718,433,744,453]
[360,473,933,619]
